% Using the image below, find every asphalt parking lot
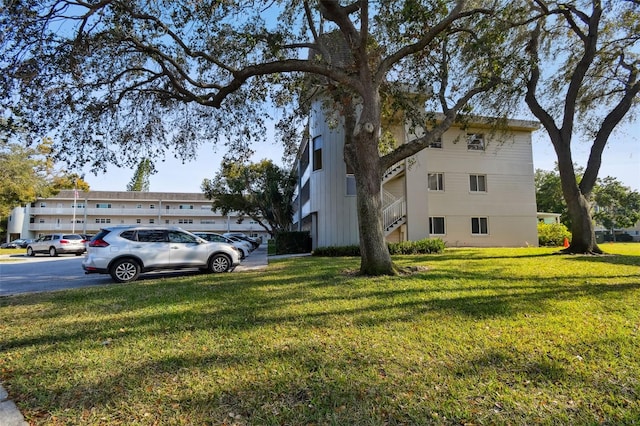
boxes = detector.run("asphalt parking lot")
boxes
[0,244,268,297]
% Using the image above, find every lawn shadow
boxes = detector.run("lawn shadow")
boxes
[565,253,640,267]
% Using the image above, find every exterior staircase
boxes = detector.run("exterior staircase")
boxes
[382,190,406,236]
[382,161,405,185]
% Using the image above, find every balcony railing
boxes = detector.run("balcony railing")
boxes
[383,197,406,233]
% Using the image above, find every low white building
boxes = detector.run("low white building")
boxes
[293,101,540,249]
[6,190,268,241]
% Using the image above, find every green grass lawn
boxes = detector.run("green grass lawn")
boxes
[1,244,639,425]
[0,247,27,261]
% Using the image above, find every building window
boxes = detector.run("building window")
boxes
[428,173,444,191]
[179,205,194,210]
[469,174,487,192]
[149,218,155,224]
[166,205,171,210]
[72,203,85,209]
[312,135,323,171]
[95,218,111,224]
[300,181,310,205]
[96,203,112,208]
[467,133,485,151]
[40,202,47,208]
[201,219,216,224]
[149,204,155,209]
[300,142,310,172]
[471,217,488,235]
[136,219,141,224]
[429,217,445,235]
[178,219,193,224]
[136,204,142,209]
[428,137,443,149]
[39,219,45,223]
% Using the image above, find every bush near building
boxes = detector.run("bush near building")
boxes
[538,222,571,246]
[313,238,445,257]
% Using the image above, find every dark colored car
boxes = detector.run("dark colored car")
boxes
[1,239,32,249]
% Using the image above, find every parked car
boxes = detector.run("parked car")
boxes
[193,232,249,259]
[27,234,86,257]
[82,226,240,283]
[1,238,32,249]
[224,235,255,254]
[223,233,260,250]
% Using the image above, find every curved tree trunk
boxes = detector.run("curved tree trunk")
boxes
[564,190,602,253]
[557,149,603,254]
[354,163,395,275]
[343,94,396,276]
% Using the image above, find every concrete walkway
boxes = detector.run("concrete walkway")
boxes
[234,243,268,271]
[0,385,28,426]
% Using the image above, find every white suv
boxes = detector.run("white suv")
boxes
[82,226,240,283]
[27,234,86,257]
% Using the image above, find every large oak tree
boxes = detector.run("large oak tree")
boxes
[1,1,523,275]
[522,0,640,254]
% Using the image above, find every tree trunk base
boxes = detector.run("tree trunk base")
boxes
[557,245,604,255]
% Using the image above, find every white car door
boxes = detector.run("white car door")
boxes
[167,230,208,267]
[135,229,171,268]
[34,235,52,252]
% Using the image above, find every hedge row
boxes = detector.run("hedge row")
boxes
[313,238,446,257]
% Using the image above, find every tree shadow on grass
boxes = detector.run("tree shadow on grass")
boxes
[3,257,640,424]
[565,253,640,267]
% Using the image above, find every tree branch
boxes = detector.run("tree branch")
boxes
[581,63,640,195]
[377,1,493,82]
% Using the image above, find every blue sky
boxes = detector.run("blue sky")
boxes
[83,122,639,193]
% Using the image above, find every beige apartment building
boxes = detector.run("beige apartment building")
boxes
[293,100,540,249]
[7,190,268,241]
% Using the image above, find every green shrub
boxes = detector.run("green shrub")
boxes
[313,238,445,257]
[388,238,446,254]
[312,245,361,257]
[538,222,571,246]
[274,231,312,255]
[267,239,276,255]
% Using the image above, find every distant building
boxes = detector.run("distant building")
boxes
[6,190,267,241]
[537,212,562,224]
[292,100,540,249]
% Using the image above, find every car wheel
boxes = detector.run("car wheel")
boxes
[49,247,58,257]
[27,247,35,257]
[208,253,231,273]
[110,258,141,283]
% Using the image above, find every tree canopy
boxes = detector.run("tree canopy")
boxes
[1,0,525,274]
[2,1,637,273]
[202,159,296,237]
[0,135,90,218]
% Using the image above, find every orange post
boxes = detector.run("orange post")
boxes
[563,237,569,248]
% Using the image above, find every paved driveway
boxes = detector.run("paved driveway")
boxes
[0,245,268,297]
